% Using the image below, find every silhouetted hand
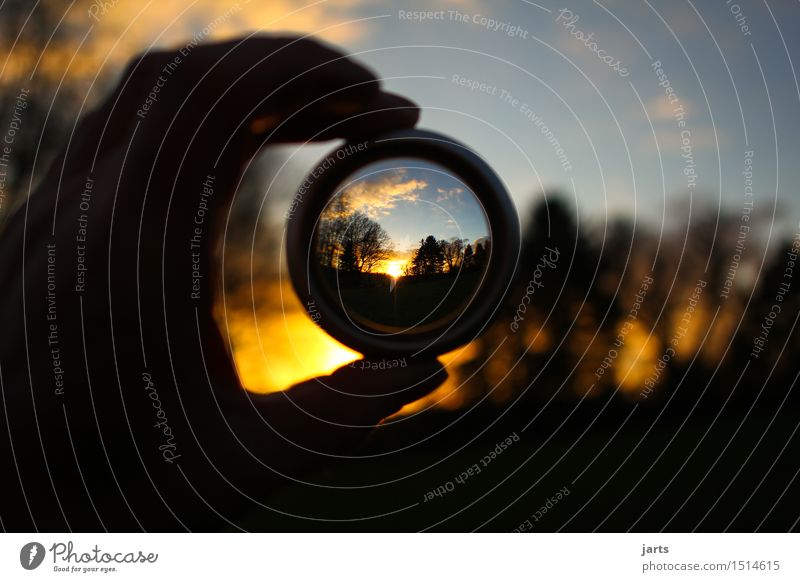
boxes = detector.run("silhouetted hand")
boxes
[0,36,446,532]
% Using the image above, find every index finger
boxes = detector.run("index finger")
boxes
[85,36,383,152]
[165,35,396,136]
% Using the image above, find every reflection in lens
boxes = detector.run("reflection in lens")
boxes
[314,158,491,335]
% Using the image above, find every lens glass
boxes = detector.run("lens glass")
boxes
[313,158,491,335]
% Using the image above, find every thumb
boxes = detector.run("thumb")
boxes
[325,357,448,417]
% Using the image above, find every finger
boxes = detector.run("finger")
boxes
[185,36,384,130]
[83,36,382,152]
[260,91,420,143]
[261,357,446,429]
[328,357,447,413]
[190,36,379,106]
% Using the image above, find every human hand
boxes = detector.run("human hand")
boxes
[0,35,447,531]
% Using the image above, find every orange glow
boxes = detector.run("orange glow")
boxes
[221,282,359,394]
[385,261,404,279]
[396,341,479,415]
[220,281,472,415]
[615,321,662,393]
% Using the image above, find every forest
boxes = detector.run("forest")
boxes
[314,201,491,330]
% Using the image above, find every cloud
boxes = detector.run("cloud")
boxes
[59,0,369,75]
[339,170,428,218]
[436,187,464,202]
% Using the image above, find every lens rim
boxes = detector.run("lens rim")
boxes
[286,129,520,357]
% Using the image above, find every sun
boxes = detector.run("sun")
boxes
[385,261,403,279]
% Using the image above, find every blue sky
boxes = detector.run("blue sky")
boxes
[85,0,799,241]
[336,158,490,253]
[283,0,799,240]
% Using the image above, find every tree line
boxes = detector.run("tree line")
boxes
[317,200,491,277]
[407,235,489,276]
[317,197,393,273]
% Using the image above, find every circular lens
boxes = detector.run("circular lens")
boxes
[287,129,519,357]
[313,158,491,336]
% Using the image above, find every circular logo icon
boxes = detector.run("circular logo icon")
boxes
[20,542,46,570]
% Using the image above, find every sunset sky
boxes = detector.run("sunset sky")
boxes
[12,0,798,235]
[335,158,490,256]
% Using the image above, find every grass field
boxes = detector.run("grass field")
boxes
[337,270,483,331]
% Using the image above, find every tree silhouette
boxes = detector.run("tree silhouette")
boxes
[440,237,467,272]
[338,237,358,272]
[463,243,474,268]
[317,197,351,269]
[317,204,393,273]
[473,240,489,270]
[410,235,446,275]
[461,240,489,271]
[348,212,392,273]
